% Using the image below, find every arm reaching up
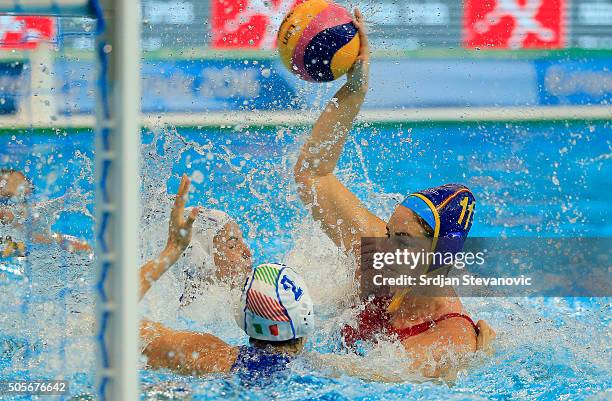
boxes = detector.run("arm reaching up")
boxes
[139,174,200,300]
[294,9,385,253]
[138,175,238,376]
[295,9,368,180]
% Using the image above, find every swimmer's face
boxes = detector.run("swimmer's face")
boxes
[213,221,252,288]
[387,205,434,240]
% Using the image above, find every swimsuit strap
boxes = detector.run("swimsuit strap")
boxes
[390,312,480,341]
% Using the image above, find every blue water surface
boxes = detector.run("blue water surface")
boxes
[0,120,610,400]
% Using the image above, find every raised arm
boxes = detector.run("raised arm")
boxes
[138,176,237,376]
[139,174,199,300]
[294,10,385,252]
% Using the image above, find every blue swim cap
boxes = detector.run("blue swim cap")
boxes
[388,184,476,313]
[400,184,476,254]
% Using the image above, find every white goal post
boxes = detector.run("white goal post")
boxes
[0,1,141,401]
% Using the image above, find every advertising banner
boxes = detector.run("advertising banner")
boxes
[463,0,565,49]
[0,16,55,49]
[8,56,611,116]
[210,0,302,49]
[141,59,297,111]
[328,0,463,50]
[134,1,611,52]
[569,0,612,48]
[364,59,539,108]
[55,59,299,115]
[140,1,208,51]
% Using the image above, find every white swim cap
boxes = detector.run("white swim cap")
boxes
[235,263,314,341]
[190,208,231,258]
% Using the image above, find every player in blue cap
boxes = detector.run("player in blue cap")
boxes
[294,10,495,378]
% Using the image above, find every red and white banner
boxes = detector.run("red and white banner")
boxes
[211,0,302,49]
[0,16,55,50]
[463,0,565,49]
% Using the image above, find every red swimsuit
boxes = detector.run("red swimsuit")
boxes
[342,296,479,347]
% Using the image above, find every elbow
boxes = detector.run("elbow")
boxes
[293,159,312,190]
[294,175,311,205]
[294,156,330,182]
[293,162,314,204]
[293,157,309,183]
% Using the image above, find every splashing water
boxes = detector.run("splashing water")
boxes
[0,119,610,400]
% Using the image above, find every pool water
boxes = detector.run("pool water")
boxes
[0,120,610,400]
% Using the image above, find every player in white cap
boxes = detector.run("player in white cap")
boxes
[139,175,313,376]
[177,206,252,306]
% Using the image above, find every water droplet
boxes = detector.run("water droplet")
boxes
[191,170,204,184]
[552,175,560,186]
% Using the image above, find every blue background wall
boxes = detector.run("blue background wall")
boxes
[1,56,610,115]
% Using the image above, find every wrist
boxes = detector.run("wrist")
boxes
[344,81,368,96]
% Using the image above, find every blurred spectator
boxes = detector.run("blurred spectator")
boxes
[0,168,91,257]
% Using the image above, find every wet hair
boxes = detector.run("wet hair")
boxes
[248,337,305,354]
[0,169,31,184]
[0,168,25,177]
[0,168,25,178]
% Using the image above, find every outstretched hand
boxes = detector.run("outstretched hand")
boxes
[346,8,370,93]
[166,174,200,257]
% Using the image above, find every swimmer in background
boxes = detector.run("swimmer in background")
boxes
[0,168,91,256]
[139,175,314,376]
[294,10,495,379]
